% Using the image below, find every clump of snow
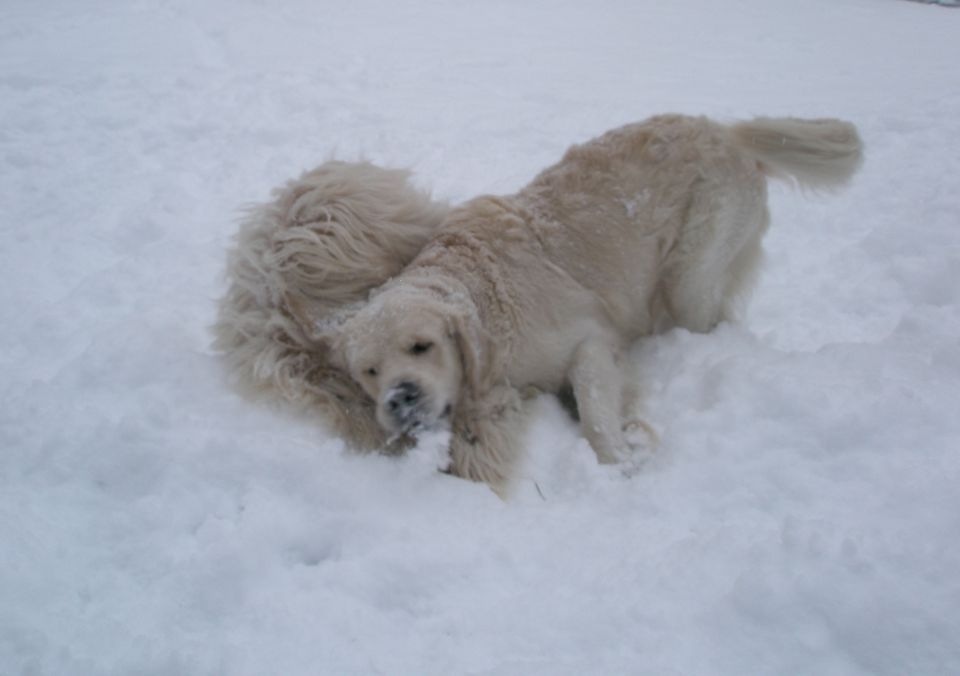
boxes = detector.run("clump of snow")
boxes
[2,0,959,674]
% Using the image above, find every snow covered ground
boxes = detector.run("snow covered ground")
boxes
[2,0,959,673]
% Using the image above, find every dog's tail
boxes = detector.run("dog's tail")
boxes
[729,117,863,190]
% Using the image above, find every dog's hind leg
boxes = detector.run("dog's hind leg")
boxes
[718,226,766,323]
[663,176,769,332]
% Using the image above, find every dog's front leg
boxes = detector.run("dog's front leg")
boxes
[568,337,630,464]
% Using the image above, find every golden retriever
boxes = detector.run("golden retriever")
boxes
[324,115,863,491]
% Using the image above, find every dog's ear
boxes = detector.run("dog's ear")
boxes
[282,290,356,368]
[446,297,500,400]
[324,330,349,373]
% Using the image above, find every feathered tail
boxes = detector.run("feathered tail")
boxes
[729,117,864,190]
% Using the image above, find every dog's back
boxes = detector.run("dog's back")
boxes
[520,115,862,335]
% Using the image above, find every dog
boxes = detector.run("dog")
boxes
[213,160,448,451]
[323,115,864,491]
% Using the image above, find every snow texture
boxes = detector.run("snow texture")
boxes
[2,0,959,674]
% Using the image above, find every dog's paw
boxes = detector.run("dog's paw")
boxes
[594,446,631,465]
[622,418,659,451]
[591,421,658,467]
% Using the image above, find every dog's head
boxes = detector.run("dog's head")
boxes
[329,283,490,438]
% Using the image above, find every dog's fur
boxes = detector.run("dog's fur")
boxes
[213,161,448,450]
[326,115,863,491]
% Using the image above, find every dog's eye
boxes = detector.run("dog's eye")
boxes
[366,367,378,377]
[410,341,433,356]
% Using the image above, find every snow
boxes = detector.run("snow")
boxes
[2,0,959,673]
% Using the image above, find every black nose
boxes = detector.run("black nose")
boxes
[386,381,422,420]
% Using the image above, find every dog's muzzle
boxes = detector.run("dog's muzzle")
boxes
[385,380,426,432]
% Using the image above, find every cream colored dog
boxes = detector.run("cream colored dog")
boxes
[327,115,863,490]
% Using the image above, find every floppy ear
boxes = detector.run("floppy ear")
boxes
[446,298,501,400]
[282,291,399,451]
[282,290,356,370]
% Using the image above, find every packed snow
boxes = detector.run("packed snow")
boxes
[2,0,959,674]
